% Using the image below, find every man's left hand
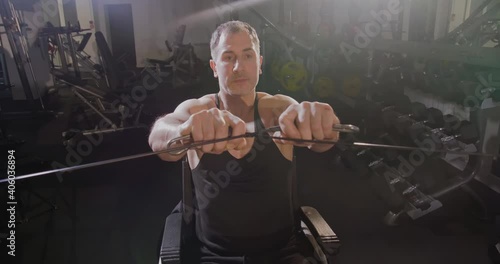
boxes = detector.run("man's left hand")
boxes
[276,101,340,152]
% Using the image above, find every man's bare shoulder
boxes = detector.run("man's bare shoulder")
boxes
[257,92,298,110]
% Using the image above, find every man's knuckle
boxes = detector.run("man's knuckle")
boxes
[301,102,311,109]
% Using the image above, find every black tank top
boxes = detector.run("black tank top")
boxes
[191,93,295,254]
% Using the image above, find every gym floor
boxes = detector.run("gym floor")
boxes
[2,72,499,264]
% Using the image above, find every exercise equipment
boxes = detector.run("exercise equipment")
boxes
[345,97,499,226]
[41,28,147,145]
[94,32,140,92]
[369,154,436,211]
[39,22,105,88]
[409,115,479,146]
[440,0,500,48]
[143,25,203,89]
[358,95,416,136]
[341,123,402,176]
[391,102,430,136]
[312,76,334,98]
[340,145,436,212]
[279,61,309,92]
[0,26,11,93]
[356,94,480,160]
[374,101,479,159]
[0,0,45,109]
[342,75,362,98]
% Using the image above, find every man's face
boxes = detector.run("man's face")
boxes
[210,30,263,96]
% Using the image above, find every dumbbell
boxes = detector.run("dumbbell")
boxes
[354,103,402,162]
[359,94,411,131]
[341,145,402,177]
[408,122,445,155]
[373,93,412,113]
[390,102,431,136]
[340,147,378,177]
[379,101,442,140]
[390,178,432,211]
[424,113,479,144]
[441,120,479,144]
[355,99,386,137]
[369,159,432,211]
[397,107,445,150]
[361,96,442,157]
[371,133,400,162]
[348,138,407,172]
[383,102,430,134]
[394,106,444,131]
[408,117,479,157]
[423,107,445,128]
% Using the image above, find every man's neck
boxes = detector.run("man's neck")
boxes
[217,91,256,120]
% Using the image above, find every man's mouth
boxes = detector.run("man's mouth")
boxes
[233,78,248,83]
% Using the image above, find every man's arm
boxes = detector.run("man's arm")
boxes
[148,97,212,162]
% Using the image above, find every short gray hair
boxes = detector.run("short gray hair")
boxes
[210,20,260,59]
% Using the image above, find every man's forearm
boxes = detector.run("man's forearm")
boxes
[149,115,186,161]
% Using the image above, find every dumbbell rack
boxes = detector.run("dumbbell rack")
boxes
[471,98,500,194]
[383,97,500,225]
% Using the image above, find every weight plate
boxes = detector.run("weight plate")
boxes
[313,76,334,98]
[342,75,362,97]
[279,61,308,92]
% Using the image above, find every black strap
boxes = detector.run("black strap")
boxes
[253,93,262,133]
[182,156,194,225]
[215,93,220,109]
[291,149,300,232]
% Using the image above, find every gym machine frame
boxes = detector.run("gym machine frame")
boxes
[0,0,45,109]
[143,25,202,90]
[39,25,145,143]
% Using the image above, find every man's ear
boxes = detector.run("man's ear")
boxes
[210,59,217,78]
[259,55,263,74]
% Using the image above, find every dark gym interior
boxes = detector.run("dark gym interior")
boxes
[0,0,499,264]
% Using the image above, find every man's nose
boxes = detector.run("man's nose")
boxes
[233,58,244,72]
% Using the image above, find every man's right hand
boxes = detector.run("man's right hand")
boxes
[178,108,247,154]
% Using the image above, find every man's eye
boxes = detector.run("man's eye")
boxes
[225,56,233,61]
[246,54,253,59]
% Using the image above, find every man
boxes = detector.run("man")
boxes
[149,20,340,263]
